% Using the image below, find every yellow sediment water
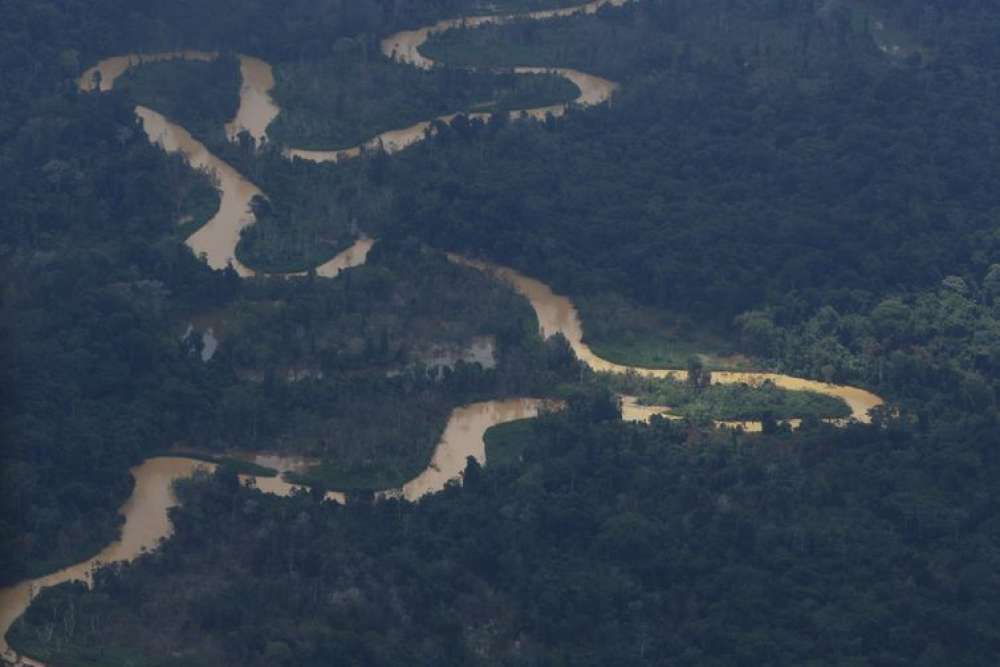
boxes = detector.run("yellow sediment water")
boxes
[619,396,806,432]
[0,397,543,664]
[379,0,630,70]
[225,55,280,145]
[81,2,624,265]
[19,1,888,662]
[136,106,260,275]
[77,50,219,92]
[78,50,278,146]
[449,254,884,425]
[135,107,373,278]
[289,0,626,164]
[380,398,554,502]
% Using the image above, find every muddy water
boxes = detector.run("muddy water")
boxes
[241,471,346,503]
[289,2,623,164]
[285,66,617,165]
[137,107,372,279]
[79,54,291,278]
[229,452,348,502]
[620,396,807,432]
[516,66,618,110]
[77,50,218,92]
[620,395,680,424]
[81,3,619,263]
[225,55,280,145]
[0,455,347,664]
[1,399,545,663]
[137,106,260,275]
[381,398,553,502]
[37,1,886,661]
[314,237,375,277]
[78,51,278,146]
[415,399,553,502]
[450,255,885,423]
[285,112,487,163]
[380,0,630,69]
[284,65,618,164]
[0,458,208,664]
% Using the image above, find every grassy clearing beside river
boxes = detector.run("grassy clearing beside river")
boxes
[484,418,538,468]
[576,292,757,371]
[587,337,755,373]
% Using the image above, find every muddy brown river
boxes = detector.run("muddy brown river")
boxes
[78,50,219,92]
[135,106,373,276]
[289,0,625,163]
[449,255,884,423]
[74,3,622,270]
[225,55,280,145]
[0,398,545,663]
[383,398,553,502]
[8,1,886,663]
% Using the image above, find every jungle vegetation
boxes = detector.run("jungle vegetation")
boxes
[2,0,1000,664]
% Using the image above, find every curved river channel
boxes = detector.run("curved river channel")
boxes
[0,400,550,664]
[5,1,884,663]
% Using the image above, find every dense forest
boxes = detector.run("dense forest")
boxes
[0,0,591,584]
[3,0,1000,664]
[115,55,242,145]
[11,402,1000,665]
[371,0,1000,409]
[269,58,579,150]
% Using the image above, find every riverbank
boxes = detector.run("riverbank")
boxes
[607,373,852,422]
[0,394,557,664]
[268,58,580,151]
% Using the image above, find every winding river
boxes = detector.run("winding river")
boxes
[381,399,553,501]
[6,1,885,663]
[76,1,621,267]
[0,399,549,664]
[447,256,884,423]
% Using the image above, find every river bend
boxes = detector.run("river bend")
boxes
[7,1,885,663]
[0,399,548,663]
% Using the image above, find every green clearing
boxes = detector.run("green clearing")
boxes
[576,293,758,372]
[285,455,436,494]
[483,418,538,468]
[587,336,756,372]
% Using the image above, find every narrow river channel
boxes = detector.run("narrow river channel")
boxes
[7,1,887,663]
[0,398,548,663]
